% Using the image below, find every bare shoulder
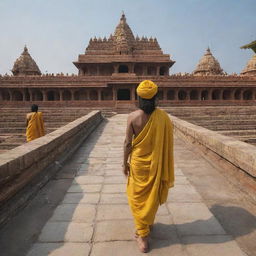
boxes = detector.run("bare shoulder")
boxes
[26,112,33,119]
[128,109,142,122]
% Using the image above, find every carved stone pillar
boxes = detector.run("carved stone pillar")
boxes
[59,90,63,101]
[156,66,160,76]
[8,90,13,101]
[98,89,102,101]
[129,64,135,73]
[208,89,213,100]
[28,89,33,101]
[71,90,75,101]
[131,87,135,101]
[22,90,26,101]
[220,89,224,100]
[174,90,178,100]
[143,66,147,75]
[163,89,167,100]
[112,87,117,101]
[42,90,47,101]
[231,89,236,100]
[113,64,118,73]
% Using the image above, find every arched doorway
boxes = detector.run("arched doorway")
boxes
[47,91,60,101]
[201,90,208,100]
[234,90,241,100]
[223,90,231,100]
[147,66,156,75]
[34,90,43,101]
[243,90,253,100]
[178,90,187,100]
[12,91,23,101]
[89,90,98,100]
[212,90,220,100]
[160,66,166,76]
[74,90,87,100]
[63,90,72,101]
[190,90,199,100]
[118,65,129,73]
[167,90,175,100]
[2,90,10,101]
[117,89,130,100]
[101,89,113,100]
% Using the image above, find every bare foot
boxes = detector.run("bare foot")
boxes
[136,235,149,253]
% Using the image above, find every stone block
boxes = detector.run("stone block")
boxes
[100,193,128,204]
[38,222,93,242]
[91,241,186,256]
[167,184,202,203]
[49,204,96,223]
[182,235,246,256]
[104,175,127,184]
[27,242,90,256]
[97,205,132,220]
[62,193,100,204]
[67,184,102,193]
[73,176,104,185]
[102,184,126,193]
[94,220,134,241]
[167,203,226,235]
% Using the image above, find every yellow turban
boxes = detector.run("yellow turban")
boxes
[136,80,158,99]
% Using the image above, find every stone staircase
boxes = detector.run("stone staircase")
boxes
[0,107,94,152]
[163,106,256,146]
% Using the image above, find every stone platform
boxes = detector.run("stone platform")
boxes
[0,114,254,256]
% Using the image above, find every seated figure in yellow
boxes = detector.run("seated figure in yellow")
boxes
[123,80,174,253]
[26,104,45,142]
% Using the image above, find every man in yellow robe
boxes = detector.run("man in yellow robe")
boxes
[26,104,45,142]
[123,80,174,253]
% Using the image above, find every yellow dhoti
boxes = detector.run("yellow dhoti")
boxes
[127,108,174,237]
[26,112,45,142]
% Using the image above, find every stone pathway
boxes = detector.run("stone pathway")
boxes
[26,114,246,256]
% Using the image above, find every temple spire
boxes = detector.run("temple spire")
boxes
[193,48,224,76]
[12,45,41,76]
[113,13,135,54]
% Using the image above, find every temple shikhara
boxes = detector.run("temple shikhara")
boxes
[0,13,255,108]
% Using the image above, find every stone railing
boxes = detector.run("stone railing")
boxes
[0,111,102,210]
[171,115,256,178]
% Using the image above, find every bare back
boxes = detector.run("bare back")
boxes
[129,109,151,137]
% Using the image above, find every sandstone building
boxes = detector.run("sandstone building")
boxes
[0,14,255,108]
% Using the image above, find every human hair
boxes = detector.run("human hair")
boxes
[31,104,38,112]
[138,95,156,114]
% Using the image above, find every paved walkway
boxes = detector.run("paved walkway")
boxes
[26,114,247,256]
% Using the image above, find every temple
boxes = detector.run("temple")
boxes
[0,14,255,107]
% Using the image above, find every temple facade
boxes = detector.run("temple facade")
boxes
[0,14,256,108]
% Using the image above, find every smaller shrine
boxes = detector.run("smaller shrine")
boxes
[193,48,224,76]
[12,46,41,76]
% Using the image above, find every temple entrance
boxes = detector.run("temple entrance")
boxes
[118,65,129,73]
[117,89,130,100]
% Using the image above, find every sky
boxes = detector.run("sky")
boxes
[0,0,255,75]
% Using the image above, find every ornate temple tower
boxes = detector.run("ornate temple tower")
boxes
[193,48,224,76]
[73,13,175,77]
[241,40,256,76]
[12,46,41,76]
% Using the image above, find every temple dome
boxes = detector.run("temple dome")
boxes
[193,48,224,76]
[241,54,256,76]
[113,13,135,54]
[12,46,41,76]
